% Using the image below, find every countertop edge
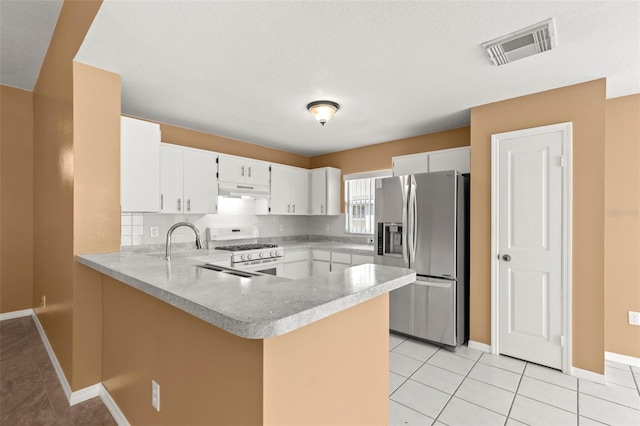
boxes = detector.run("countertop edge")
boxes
[77,254,414,339]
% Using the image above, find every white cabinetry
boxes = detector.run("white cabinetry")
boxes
[218,155,270,185]
[392,153,428,176]
[160,144,218,214]
[310,167,341,215]
[121,116,160,212]
[270,165,309,215]
[310,250,375,276]
[392,147,470,176]
[311,250,331,276]
[282,250,310,279]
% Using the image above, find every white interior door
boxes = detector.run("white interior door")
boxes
[493,123,571,371]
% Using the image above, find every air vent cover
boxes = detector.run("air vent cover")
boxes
[482,18,557,66]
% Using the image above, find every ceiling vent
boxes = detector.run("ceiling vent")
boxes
[482,18,557,66]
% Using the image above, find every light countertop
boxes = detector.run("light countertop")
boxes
[77,251,413,339]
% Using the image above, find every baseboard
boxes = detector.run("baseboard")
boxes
[31,312,101,405]
[571,366,607,384]
[468,340,491,353]
[605,351,640,368]
[100,384,130,426]
[0,308,34,321]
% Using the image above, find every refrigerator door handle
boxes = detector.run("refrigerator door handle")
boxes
[402,177,409,265]
[409,176,418,264]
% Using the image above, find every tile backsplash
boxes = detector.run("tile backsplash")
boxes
[122,197,370,248]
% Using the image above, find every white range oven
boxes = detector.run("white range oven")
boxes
[207,226,284,276]
[214,243,284,276]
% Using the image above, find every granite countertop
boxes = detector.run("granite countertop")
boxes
[77,251,414,339]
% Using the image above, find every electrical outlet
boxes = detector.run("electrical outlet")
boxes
[152,380,160,411]
[279,224,284,232]
[40,295,46,308]
[629,311,640,326]
[150,226,159,238]
[325,224,330,231]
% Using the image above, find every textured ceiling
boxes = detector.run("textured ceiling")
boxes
[12,1,640,156]
[0,0,63,91]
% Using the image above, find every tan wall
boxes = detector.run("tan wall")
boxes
[605,94,640,358]
[264,294,389,425]
[0,85,34,313]
[102,276,264,425]
[470,79,607,373]
[71,62,121,388]
[158,120,310,169]
[32,0,102,386]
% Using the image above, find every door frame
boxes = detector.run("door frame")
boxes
[490,122,573,374]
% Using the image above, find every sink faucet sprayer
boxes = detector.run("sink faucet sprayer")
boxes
[165,222,204,260]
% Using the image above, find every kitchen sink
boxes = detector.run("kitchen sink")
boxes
[196,264,261,278]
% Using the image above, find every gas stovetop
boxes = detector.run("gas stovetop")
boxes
[215,243,278,252]
[215,243,283,264]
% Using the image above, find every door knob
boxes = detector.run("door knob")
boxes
[502,254,511,262]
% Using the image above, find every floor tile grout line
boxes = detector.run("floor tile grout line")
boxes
[578,386,640,412]
[389,344,442,399]
[431,349,485,425]
[630,364,640,395]
[504,362,527,424]
[388,399,437,423]
[577,376,580,419]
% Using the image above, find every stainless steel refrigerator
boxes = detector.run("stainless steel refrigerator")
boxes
[374,170,469,347]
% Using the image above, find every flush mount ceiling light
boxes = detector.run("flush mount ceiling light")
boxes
[307,100,340,126]
[482,18,557,66]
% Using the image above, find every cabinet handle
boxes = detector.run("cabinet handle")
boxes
[293,204,296,213]
[241,165,245,177]
[248,166,252,178]
[160,194,164,210]
[178,198,182,212]
[321,204,324,214]
[287,204,290,213]
[187,199,191,212]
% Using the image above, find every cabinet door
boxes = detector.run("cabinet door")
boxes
[427,147,470,173]
[183,149,218,214]
[160,144,184,213]
[392,154,428,176]
[121,116,160,212]
[325,168,341,215]
[283,260,310,279]
[331,262,350,273]
[218,155,246,184]
[269,164,291,214]
[290,167,309,215]
[245,159,270,185]
[312,260,331,276]
[310,169,326,215]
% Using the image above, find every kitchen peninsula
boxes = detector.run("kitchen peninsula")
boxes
[78,251,415,425]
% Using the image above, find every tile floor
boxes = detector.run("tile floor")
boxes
[0,316,115,425]
[389,333,640,426]
[3,316,639,426]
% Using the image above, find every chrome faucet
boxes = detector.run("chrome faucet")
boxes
[165,222,204,260]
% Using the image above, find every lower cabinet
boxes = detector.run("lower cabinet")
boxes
[282,250,310,279]
[310,250,375,276]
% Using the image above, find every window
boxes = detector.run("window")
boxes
[344,171,391,234]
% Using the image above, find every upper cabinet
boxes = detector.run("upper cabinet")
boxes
[160,144,218,214]
[218,155,270,186]
[121,116,161,212]
[392,147,470,176]
[310,167,341,215]
[270,164,309,215]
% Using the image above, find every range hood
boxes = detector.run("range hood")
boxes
[218,181,270,199]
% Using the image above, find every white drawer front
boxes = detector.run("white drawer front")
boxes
[312,250,331,261]
[284,250,310,263]
[331,252,351,264]
[351,254,374,265]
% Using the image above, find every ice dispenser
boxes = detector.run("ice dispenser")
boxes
[377,222,404,256]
